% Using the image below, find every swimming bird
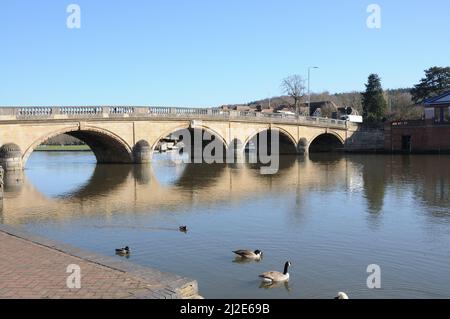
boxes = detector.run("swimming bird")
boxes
[233,250,263,260]
[115,246,130,255]
[259,261,291,283]
[334,292,349,299]
[179,226,188,232]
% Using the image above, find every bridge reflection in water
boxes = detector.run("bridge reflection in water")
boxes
[2,151,450,299]
[1,153,449,226]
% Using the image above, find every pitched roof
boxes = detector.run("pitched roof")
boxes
[424,90,450,106]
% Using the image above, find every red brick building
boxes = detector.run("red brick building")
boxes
[385,90,450,153]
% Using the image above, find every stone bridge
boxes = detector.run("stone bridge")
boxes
[0,106,359,170]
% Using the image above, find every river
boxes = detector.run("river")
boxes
[1,151,449,299]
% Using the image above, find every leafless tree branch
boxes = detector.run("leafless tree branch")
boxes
[281,75,306,116]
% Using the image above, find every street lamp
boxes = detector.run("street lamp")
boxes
[308,66,319,113]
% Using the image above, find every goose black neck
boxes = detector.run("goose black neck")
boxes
[283,262,290,275]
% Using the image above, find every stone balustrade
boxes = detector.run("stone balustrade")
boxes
[0,106,353,129]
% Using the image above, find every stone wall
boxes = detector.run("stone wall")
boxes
[345,128,385,152]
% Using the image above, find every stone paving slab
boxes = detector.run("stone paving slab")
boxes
[0,224,200,299]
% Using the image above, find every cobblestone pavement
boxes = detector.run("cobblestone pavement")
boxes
[0,227,199,299]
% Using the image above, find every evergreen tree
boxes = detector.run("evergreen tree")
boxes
[410,66,450,103]
[362,74,387,123]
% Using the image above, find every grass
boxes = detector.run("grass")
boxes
[35,145,92,152]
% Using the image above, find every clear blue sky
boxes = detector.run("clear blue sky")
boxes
[1,0,449,106]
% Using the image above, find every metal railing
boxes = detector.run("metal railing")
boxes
[390,120,450,127]
[0,106,351,128]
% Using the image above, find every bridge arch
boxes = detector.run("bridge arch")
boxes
[151,123,229,162]
[308,132,344,153]
[243,127,298,155]
[151,124,228,152]
[22,125,134,167]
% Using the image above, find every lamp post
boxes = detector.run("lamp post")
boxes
[308,66,319,113]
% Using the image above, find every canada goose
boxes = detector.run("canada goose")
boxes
[233,250,263,260]
[259,261,291,283]
[334,292,349,299]
[179,226,188,232]
[115,246,130,255]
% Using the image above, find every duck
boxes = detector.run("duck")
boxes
[334,292,349,299]
[233,249,263,260]
[115,246,130,255]
[179,226,188,232]
[259,261,291,283]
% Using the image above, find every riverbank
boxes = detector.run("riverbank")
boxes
[34,145,91,152]
[0,224,201,299]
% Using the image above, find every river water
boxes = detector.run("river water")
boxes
[1,151,449,299]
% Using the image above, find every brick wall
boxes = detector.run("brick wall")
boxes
[385,122,450,153]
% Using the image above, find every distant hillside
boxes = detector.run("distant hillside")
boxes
[225,88,422,120]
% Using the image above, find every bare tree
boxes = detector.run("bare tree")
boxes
[281,75,306,116]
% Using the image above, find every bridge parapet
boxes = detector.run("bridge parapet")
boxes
[59,107,103,116]
[0,106,355,129]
